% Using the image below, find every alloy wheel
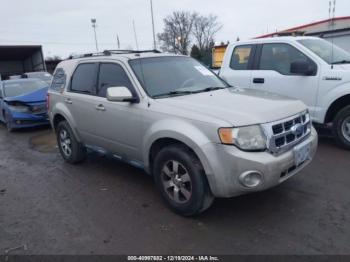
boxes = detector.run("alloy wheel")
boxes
[161,160,192,204]
[59,129,72,157]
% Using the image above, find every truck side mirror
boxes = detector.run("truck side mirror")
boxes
[290,61,315,76]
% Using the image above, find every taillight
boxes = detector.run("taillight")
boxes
[46,93,50,110]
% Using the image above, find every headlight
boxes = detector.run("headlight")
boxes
[8,105,30,113]
[218,125,267,151]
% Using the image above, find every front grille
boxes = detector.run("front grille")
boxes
[262,111,311,154]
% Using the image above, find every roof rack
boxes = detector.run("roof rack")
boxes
[67,49,161,60]
[103,49,162,56]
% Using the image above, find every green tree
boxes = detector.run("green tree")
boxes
[200,40,215,67]
[190,44,202,61]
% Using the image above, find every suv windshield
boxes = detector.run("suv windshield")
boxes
[129,56,228,98]
[3,79,48,97]
[298,38,350,64]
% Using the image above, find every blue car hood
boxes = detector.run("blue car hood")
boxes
[5,87,48,103]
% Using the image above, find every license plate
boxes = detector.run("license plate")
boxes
[294,141,311,166]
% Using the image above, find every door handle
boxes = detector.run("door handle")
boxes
[253,78,265,84]
[64,98,73,104]
[95,104,106,111]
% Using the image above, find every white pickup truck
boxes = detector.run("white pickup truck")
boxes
[219,36,350,149]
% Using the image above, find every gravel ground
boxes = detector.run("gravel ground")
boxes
[0,125,349,255]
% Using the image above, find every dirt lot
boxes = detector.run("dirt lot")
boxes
[0,125,349,255]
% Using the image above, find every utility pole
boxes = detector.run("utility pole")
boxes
[91,18,99,52]
[329,0,336,68]
[150,0,157,50]
[133,20,139,50]
[117,34,120,49]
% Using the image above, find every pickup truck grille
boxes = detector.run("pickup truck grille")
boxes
[262,111,311,154]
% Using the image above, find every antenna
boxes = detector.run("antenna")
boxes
[133,20,140,50]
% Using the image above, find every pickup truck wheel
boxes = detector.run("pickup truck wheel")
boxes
[333,105,350,150]
[56,121,87,164]
[153,145,214,216]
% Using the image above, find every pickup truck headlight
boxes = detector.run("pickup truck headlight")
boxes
[8,105,30,113]
[218,125,267,151]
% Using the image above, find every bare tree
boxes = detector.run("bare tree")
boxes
[192,14,222,53]
[158,11,197,55]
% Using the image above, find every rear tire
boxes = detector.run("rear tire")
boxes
[333,105,350,150]
[153,144,214,216]
[56,120,87,164]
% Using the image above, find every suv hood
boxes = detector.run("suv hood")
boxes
[156,88,306,126]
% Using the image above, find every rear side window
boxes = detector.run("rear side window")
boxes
[97,63,134,97]
[230,45,253,70]
[70,63,97,94]
[50,68,66,92]
[259,43,314,75]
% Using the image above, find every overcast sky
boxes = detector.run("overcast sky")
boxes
[1,0,349,58]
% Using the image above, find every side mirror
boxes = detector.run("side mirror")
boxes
[106,86,137,103]
[290,61,315,76]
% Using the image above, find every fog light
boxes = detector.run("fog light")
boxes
[239,171,263,188]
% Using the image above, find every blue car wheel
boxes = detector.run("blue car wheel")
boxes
[4,113,13,132]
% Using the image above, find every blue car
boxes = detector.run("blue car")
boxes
[0,79,49,131]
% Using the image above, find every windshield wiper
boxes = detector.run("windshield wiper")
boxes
[152,87,226,98]
[152,90,194,98]
[193,86,226,93]
[331,60,350,65]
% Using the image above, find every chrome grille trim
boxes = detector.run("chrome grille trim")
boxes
[262,111,311,155]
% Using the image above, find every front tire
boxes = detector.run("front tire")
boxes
[4,113,13,132]
[333,105,350,150]
[153,144,214,216]
[56,121,87,164]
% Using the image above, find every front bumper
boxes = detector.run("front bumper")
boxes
[8,111,49,129]
[202,127,318,198]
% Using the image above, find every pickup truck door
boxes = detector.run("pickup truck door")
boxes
[220,44,255,88]
[250,43,319,116]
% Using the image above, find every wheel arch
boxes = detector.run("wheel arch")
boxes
[148,138,200,173]
[143,121,214,178]
[325,94,350,123]
[52,111,82,142]
[53,114,66,129]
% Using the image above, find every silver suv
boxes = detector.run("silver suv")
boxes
[48,50,318,216]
